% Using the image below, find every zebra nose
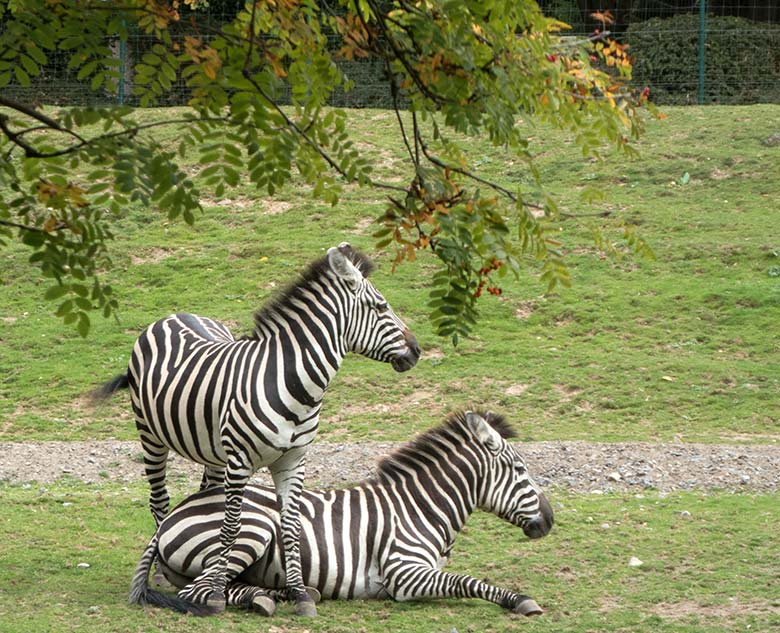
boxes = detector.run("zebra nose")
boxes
[523,514,552,539]
[523,493,554,539]
[405,331,421,359]
[390,331,420,372]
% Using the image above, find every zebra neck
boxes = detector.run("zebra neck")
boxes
[375,464,479,549]
[249,319,347,404]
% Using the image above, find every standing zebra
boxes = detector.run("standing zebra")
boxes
[96,243,420,616]
[130,411,554,616]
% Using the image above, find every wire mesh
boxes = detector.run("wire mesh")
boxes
[540,0,780,104]
[3,1,780,107]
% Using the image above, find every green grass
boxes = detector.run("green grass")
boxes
[2,105,780,443]
[0,480,778,633]
[2,105,780,630]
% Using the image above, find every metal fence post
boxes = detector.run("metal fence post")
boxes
[118,33,126,105]
[698,0,706,104]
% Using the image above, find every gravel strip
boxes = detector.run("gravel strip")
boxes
[1,440,778,493]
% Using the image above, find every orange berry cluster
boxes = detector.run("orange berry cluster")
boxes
[474,258,503,298]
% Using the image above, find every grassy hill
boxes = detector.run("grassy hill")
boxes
[1,105,780,444]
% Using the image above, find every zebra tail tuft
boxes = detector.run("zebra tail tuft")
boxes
[89,373,130,405]
[129,532,215,617]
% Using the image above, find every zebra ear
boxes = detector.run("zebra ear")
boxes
[328,244,363,289]
[465,411,503,455]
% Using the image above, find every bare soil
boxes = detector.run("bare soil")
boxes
[1,440,778,493]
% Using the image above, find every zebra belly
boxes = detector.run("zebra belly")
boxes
[238,542,387,600]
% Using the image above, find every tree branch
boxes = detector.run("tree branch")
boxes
[240,69,406,194]
[0,94,85,141]
[0,218,66,234]
[0,107,228,159]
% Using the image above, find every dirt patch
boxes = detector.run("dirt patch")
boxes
[348,216,376,235]
[130,248,172,265]
[2,439,779,493]
[553,384,582,399]
[262,200,293,216]
[515,301,535,319]
[504,383,529,397]
[648,598,780,620]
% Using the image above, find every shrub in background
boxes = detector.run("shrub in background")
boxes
[627,14,780,104]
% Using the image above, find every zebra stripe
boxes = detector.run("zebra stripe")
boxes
[100,243,420,615]
[131,411,554,615]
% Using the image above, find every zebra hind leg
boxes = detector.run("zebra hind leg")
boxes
[137,431,171,527]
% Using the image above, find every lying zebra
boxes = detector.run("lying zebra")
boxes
[130,411,554,616]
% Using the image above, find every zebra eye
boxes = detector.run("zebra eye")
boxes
[376,302,389,314]
[514,463,526,475]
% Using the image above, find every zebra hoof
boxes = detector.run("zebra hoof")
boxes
[304,586,322,604]
[515,598,543,616]
[294,595,318,617]
[251,594,276,617]
[206,591,227,614]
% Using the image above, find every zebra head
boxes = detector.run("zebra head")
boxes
[328,243,420,372]
[467,411,554,540]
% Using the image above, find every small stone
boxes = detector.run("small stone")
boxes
[678,510,691,518]
[607,472,621,482]
[77,562,91,569]
[590,489,604,495]
[762,133,780,147]
[601,523,610,529]
[740,475,750,484]
[62,502,73,507]
[628,556,643,567]
[87,606,100,614]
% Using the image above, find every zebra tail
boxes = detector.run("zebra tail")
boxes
[129,532,214,617]
[89,373,129,404]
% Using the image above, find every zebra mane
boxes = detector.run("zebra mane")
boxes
[250,245,375,335]
[372,410,516,482]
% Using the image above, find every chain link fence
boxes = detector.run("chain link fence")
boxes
[540,1,780,104]
[3,1,780,107]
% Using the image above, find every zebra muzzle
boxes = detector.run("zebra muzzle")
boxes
[390,332,421,372]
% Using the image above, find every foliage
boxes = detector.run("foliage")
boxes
[627,14,780,105]
[0,0,651,341]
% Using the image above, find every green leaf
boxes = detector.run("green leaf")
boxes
[44,284,69,300]
[77,312,91,338]
[55,299,74,317]
[20,54,39,77]
[21,231,45,247]
[14,65,30,87]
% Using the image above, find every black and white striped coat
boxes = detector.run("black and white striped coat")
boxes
[99,244,420,615]
[131,411,554,616]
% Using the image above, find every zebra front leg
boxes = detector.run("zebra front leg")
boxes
[384,563,543,616]
[177,454,252,613]
[225,583,276,616]
[270,449,316,617]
